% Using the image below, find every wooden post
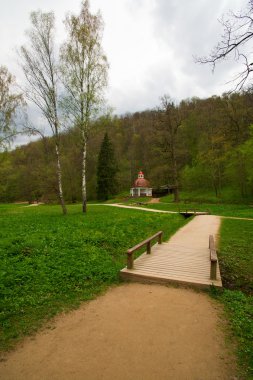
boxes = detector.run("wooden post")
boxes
[209,235,215,250]
[209,235,217,280]
[210,260,217,280]
[126,231,163,269]
[127,252,133,269]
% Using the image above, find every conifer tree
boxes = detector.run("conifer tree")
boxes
[97,132,117,200]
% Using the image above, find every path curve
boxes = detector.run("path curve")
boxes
[91,203,253,221]
[91,203,177,213]
[0,284,236,380]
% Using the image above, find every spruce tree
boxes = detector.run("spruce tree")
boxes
[97,132,118,200]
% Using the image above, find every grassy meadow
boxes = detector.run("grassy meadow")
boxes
[0,203,186,350]
[144,202,253,218]
[113,196,253,218]
[216,218,253,377]
[105,191,253,218]
[1,201,252,377]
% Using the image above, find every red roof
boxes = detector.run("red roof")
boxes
[134,178,150,188]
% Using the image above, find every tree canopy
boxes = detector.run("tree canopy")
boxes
[0,66,24,149]
[2,92,253,204]
[60,0,108,212]
[20,10,67,214]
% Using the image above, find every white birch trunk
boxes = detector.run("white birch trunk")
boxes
[82,138,87,213]
[55,143,67,215]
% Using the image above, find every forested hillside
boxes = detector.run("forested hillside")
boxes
[1,91,253,203]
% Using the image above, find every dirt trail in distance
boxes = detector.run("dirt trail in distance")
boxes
[0,283,236,380]
[148,197,160,203]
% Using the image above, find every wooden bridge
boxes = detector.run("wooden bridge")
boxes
[120,215,222,288]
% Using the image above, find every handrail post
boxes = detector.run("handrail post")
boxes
[209,235,215,250]
[126,231,163,269]
[127,251,133,269]
[209,235,217,280]
[210,261,217,280]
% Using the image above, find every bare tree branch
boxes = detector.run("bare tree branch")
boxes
[196,1,253,90]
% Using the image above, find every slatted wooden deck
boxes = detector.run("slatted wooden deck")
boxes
[120,215,222,288]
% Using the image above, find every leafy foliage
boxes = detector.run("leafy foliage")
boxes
[0,66,24,149]
[20,10,67,214]
[60,0,108,212]
[2,92,253,203]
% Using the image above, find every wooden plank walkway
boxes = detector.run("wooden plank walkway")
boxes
[120,215,222,288]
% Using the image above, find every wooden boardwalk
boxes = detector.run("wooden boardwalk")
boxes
[120,215,222,288]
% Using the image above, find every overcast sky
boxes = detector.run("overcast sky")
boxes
[0,0,249,144]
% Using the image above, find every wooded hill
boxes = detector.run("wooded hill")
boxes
[1,91,253,204]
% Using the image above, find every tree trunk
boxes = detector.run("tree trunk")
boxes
[173,184,180,203]
[82,138,87,213]
[212,176,218,198]
[55,143,67,215]
[171,146,180,203]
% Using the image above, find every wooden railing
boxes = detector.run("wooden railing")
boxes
[209,235,217,280]
[127,231,163,269]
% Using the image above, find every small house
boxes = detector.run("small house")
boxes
[130,171,152,197]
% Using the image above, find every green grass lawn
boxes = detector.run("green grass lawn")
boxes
[1,202,252,377]
[214,219,253,378]
[219,220,253,293]
[161,189,253,204]
[0,203,186,351]
[132,200,253,218]
[104,192,253,218]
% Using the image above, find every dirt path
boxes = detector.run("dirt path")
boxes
[92,203,253,221]
[148,197,160,203]
[92,203,177,213]
[0,284,236,380]
[22,203,44,207]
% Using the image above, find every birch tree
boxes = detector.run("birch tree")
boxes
[20,11,67,215]
[60,0,108,213]
[0,66,24,149]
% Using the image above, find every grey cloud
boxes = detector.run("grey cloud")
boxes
[2,0,252,146]
[108,0,249,113]
[150,0,250,95]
